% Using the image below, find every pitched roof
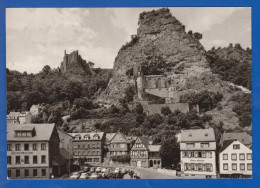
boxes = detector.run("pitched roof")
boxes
[68,132,104,140]
[180,128,215,142]
[222,132,252,146]
[219,140,235,153]
[148,145,161,152]
[18,111,31,117]
[15,126,35,131]
[138,136,150,149]
[106,133,116,142]
[126,136,137,143]
[7,123,55,141]
[7,112,20,119]
[57,129,73,138]
[60,148,72,160]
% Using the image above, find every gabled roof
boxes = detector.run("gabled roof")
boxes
[110,132,128,143]
[126,136,137,143]
[106,133,116,142]
[222,132,252,146]
[68,132,104,140]
[219,140,235,153]
[18,111,31,117]
[7,123,55,141]
[15,126,35,131]
[148,145,161,152]
[180,128,215,142]
[7,112,20,119]
[138,136,150,149]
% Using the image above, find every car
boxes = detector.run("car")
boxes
[101,168,107,173]
[90,167,96,173]
[70,172,81,179]
[79,172,89,179]
[96,167,102,173]
[83,166,89,172]
[89,173,100,179]
[114,168,120,174]
[121,168,126,174]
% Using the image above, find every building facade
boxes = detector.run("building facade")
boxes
[107,132,135,158]
[7,124,65,179]
[57,130,73,155]
[18,112,32,124]
[7,112,20,124]
[180,128,217,178]
[220,132,252,149]
[68,132,105,164]
[219,140,252,178]
[130,137,161,168]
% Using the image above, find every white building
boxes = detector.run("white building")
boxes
[180,128,217,178]
[18,112,32,124]
[219,140,252,178]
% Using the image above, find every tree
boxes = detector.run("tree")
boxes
[187,30,192,35]
[161,106,172,116]
[124,85,135,103]
[160,136,180,168]
[193,32,202,40]
[135,103,144,114]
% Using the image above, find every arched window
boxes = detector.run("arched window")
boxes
[162,79,166,88]
[93,134,100,140]
[84,134,90,140]
[75,134,81,140]
[157,78,162,88]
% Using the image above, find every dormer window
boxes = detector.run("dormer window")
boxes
[93,134,100,140]
[75,134,81,140]
[14,126,35,137]
[84,134,91,140]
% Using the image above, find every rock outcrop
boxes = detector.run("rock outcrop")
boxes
[98,8,248,130]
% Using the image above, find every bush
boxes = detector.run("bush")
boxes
[111,154,131,163]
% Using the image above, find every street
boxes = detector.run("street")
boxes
[136,168,177,179]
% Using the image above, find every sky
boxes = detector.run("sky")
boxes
[6,7,251,73]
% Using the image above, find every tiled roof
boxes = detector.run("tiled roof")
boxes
[148,145,161,152]
[57,130,73,138]
[221,132,252,146]
[68,132,104,140]
[219,140,235,153]
[180,128,215,142]
[7,123,55,141]
[18,111,31,117]
[7,112,20,119]
[106,133,116,142]
[15,126,35,131]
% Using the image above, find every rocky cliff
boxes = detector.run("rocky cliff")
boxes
[60,50,93,80]
[98,8,250,130]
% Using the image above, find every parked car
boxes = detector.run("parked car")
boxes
[114,168,120,174]
[83,166,89,172]
[89,173,100,179]
[90,167,96,173]
[79,172,89,179]
[121,168,126,174]
[70,172,81,179]
[101,168,107,173]
[96,167,102,173]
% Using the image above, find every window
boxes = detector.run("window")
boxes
[94,158,99,162]
[15,144,21,151]
[33,156,38,164]
[7,170,11,178]
[223,163,228,170]
[41,156,46,164]
[42,169,46,176]
[247,163,252,170]
[24,156,29,164]
[7,156,11,164]
[223,154,228,160]
[24,144,29,151]
[33,143,37,150]
[16,156,20,164]
[247,153,252,160]
[232,163,237,170]
[25,169,29,177]
[16,170,20,177]
[231,154,237,161]
[186,143,195,148]
[202,152,206,158]
[201,143,209,148]
[240,163,245,170]
[7,144,11,151]
[233,144,240,149]
[191,152,194,158]
[206,164,212,172]
[33,169,37,177]
[78,145,80,149]
[92,144,95,148]
[198,152,202,158]
[198,164,203,171]
[239,153,245,160]
[41,143,46,150]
